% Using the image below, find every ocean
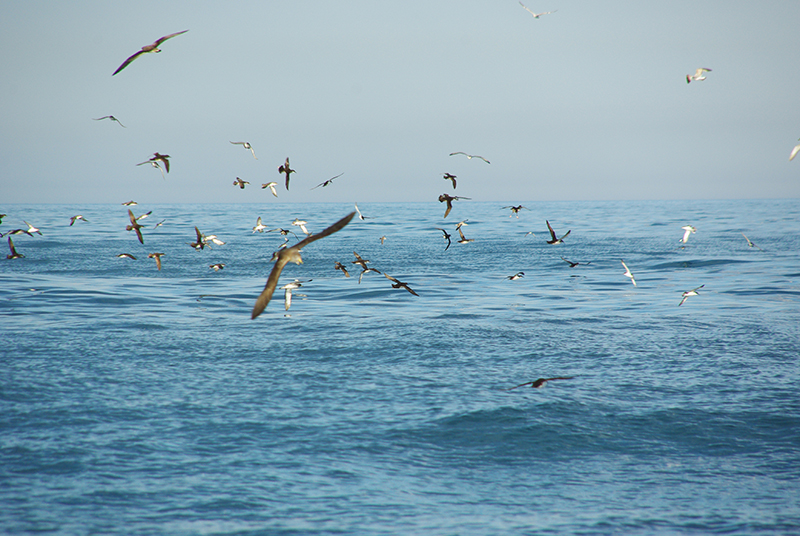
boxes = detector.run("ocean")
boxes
[2,199,799,535]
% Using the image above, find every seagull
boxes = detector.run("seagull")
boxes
[70,215,89,226]
[384,273,419,296]
[125,209,145,244]
[741,232,763,251]
[443,173,457,189]
[334,261,351,277]
[112,30,189,75]
[116,253,137,260]
[621,259,637,287]
[503,377,574,390]
[311,173,344,190]
[686,68,712,83]
[546,220,570,244]
[233,177,249,189]
[680,225,696,244]
[189,227,205,250]
[148,252,165,271]
[292,219,311,236]
[23,221,42,235]
[679,284,705,306]
[503,205,529,217]
[6,237,23,259]
[449,152,490,164]
[506,271,525,280]
[262,182,279,197]
[518,2,557,18]
[278,157,295,190]
[280,279,310,311]
[252,217,268,233]
[121,200,137,206]
[457,226,474,244]
[354,202,371,220]
[93,115,126,127]
[561,257,591,268]
[435,228,452,251]
[230,141,257,159]
[439,193,470,218]
[251,212,355,319]
[790,139,800,161]
[352,251,371,270]
[209,263,226,271]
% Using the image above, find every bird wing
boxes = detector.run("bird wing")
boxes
[154,30,189,47]
[135,227,144,244]
[560,230,571,240]
[113,50,146,75]
[790,144,800,161]
[194,226,203,243]
[546,220,557,241]
[504,381,534,390]
[127,209,137,225]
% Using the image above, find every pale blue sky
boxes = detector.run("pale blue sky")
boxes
[1,1,798,204]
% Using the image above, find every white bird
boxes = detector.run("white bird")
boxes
[23,221,42,235]
[280,279,310,311]
[621,260,636,287]
[680,225,696,244]
[292,219,311,236]
[253,217,268,233]
[789,139,800,161]
[518,1,557,18]
[679,284,704,306]
[230,141,257,159]
[686,68,712,83]
[354,202,371,220]
[262,182,279,197]
[449,151,490,164]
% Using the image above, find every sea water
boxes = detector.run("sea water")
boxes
[2,199,799,534]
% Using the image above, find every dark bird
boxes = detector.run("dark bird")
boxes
[116,253,137,260]
[506,271,525,280]
[112,30,189,75]
[233,177,250,189]
[278,157,295,190]
[546,220,570,244]
[69,215,89,226]
[209,263,226,271]
[449,151,490,164]
[230,141,257,159]
[125,209,145,244]
[137,153,170,174]
[351,251,371,270]
[504,377,575,390]
[1,229,33,237]
[358,267,382,284]
[741,233,763,251]
[311,173,344,190]
[679,284,704,306]
[93,115,126,127]
[456,226,474,244]
[334,261,351,277]
[384,273,419,296]
[503,205,529,217]
[148,252,165,271]
[561,257,591,268]
[6,237,23,259]
[189,227,205,250]
[435,228,452,251]
[121,200,137,206]
[443,173,457,189]
[438,193,471,218]
[251,212,355,319]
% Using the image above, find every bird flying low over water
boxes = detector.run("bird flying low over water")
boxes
[113,30,189,75]
[209,263,225,272]
[281,279,310,311]
[518,2,557,18]
[439,193,470,218]
[126,209,145,244]
[230,141,257,159]
[686,68,712,83]
[354,202,371,220]
[741,233,763,251]
[292,219,311,236]
[334,261,351,277]
[546,220,570,244]
[443,173,457,189]
[680,225,696,244]
[449,152,490,164]
[504,377,574,390]
[279,157,295,190]
[116,253,137,260]
[93,115,126,127]
[6,237,23,259]
[23,222,42,235]
[621,259,636,287]
[679,284,704,306]
[790,139,800,161]
[189,227,205,250]
[506,271,525,280]
[503,205,529,217]
[456,226,474,244]
[384,273,419,296]
[148,252,165,271]
[253,217,268,233]
[561,257,590,268]
[251,212,355,319]
[311,173,344,190]
[351,251,371,270]
[233,177,249,189]
[70,215,89,226]
[435,228,452,251]
[262,182,279,197]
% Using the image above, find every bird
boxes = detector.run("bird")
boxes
[138,153,170,174]
[351,251,371,270]
[203,234,225,247]
[1,228,33,237]
[112,30,189,75]
[358,267,382,284]
[134,210,152,222]
[443,173,457,189]
[790,139,800,161]
[506,271,525,280]
[679,284,705,306]
[686,68,712,83]
[741,233,763,251]
[0,214,5,224]
[189,227,205,250]
[449,152,490,163]
[354,202,371,220]
[233,177,249,189]
[121,200,137,206]
[518,2,557,18]
[116,253,137,260]
[379,236,387,245]
[280,279,310,311]
[154,219,166,229]
[93,115,126,127]
[292,219,311,236]
[503,205,529,217]
[209,263,226,271]
[621,259,637,287]
[457,226,474,244]
[262,182,279,197]
[125,209,145,244]
[456,219,469,230]
[439,193,470,218]
[561,257,591,268]
[230,141,257,159]
[69,215,89,226]
[384,273,419,296]
[311,173,344,190]
[680,225,696,244]
[251,212,355,319]
[334,261,351,277]
[137,160,166,179]
[435,228,452,251]
[278,157,295,190]
[148,252,165,271]
[546,220,570,244]
[23,221,42,235]
[252,217,268,233]
[6,237,24,259]
[504,377,574,390]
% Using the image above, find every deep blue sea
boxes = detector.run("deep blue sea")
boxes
[2,199,799,535]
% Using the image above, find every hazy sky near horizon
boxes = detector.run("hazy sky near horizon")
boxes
[1,0,799,205]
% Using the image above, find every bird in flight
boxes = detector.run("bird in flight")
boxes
[439,193,470,218]
[790,139,800,161]
[137,153,170,177]
[113,30,189,75]
[354,202,371,220]
[148,252,165,271]
[279,157,295,190]
[334,261,351,277]
[679,284,704,306]
[545,220,570,244]
[209,263,226,272]
[503,205,529,217]
[435,228,452,251]
[506,271,525,280]
[561,257,590,268]
[23,221,42,236]
[456,226,474,244]
[280,279,310,311]
[126,209,145,244]
[189,227,205,250]
[93,115,126,127]
[504,377,574,390]
[384,273,419,296]
[6,237,24,259]
[69,215,89,226]
[443,173,457,189]
[680,225,696,244]
[621,259,636,287]
[251,212,355,319]
[261,182,279,197]
[686,68,712,83]
[116,253,137,260]
[233,177,249,189]
[230,141,257,159]
[311,173,344,190]
[518,2,557,18]
[252,217,268,233]
[741,233,763,251]
[449,152,490,164]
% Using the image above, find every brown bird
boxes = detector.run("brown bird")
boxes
[6,237,24,259]
[351,251,371,270]
[278,157,295,190]
[503,205,529,217]
[148,252,165,271]
[189,227,205,250]
[251,212,355,319]
[443,173,457,189]
[113,30,189,75]
[233,177,250,189]
[546,220,570,244]
[125,209,145,244]
[435,228,452,251]
[504,377,574,390]
[334,261,351,277]
[93,115,126,127]
[384,273,419,296]
[311,173,344,190]
[137,152,171,174]
[438,193,470,218]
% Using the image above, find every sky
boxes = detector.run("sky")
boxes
[1,0,799,204]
